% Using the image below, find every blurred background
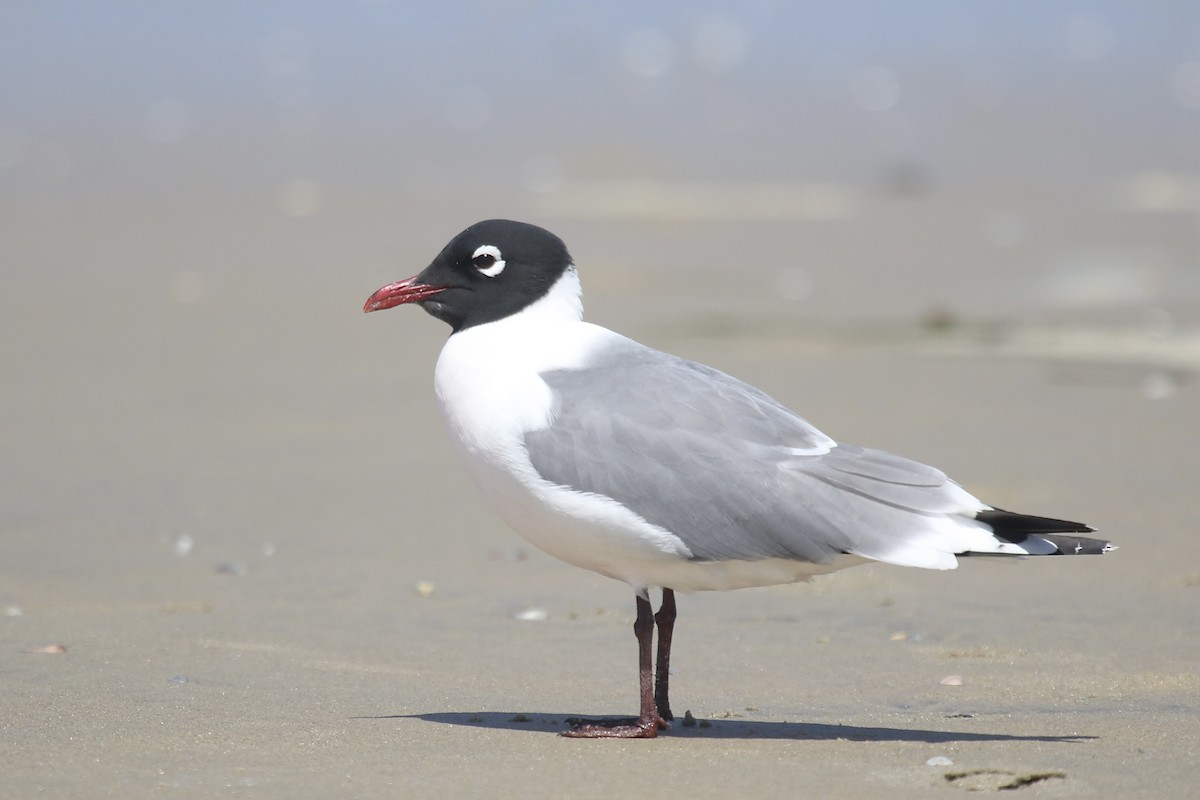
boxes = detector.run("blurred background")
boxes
[3,1,1198,322]
[2,2,1197,580]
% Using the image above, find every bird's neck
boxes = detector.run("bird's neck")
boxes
[521,265,583,326]
[442,265,591,369]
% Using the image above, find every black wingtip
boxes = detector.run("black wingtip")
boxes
[975,508,1115,555]
[976,508,1096,539]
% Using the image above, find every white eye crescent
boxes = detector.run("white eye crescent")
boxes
[471,245,506,277]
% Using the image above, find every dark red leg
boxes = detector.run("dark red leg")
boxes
[561,594,668,738]
[654,588,676,721]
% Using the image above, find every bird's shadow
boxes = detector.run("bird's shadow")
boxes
[355,711,1096,743]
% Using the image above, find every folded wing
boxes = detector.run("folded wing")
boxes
[524,339,1036,571]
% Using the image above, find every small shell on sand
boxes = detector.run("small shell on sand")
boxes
[514,607,548,621]
[25,644,67,654]
[940,675,964,686]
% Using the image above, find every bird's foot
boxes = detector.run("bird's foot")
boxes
[560,714,668,739]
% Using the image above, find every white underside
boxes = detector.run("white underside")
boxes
[455,445,867,591]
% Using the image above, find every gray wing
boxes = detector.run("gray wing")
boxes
[524,339,979,566]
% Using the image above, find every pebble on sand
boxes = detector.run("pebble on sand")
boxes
[25,644,67,654]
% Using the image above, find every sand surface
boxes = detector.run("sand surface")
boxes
[3,222,1197,797]
[4,6,1200,795]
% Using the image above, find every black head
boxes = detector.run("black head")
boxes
[363,219,575,332]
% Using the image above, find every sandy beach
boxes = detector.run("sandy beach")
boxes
[5,243,1198,797]
[4,5,1199,797]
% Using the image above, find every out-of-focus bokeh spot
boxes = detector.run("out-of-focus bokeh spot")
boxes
[850,65,900,112]
[142,99,192,144]
[278,177,324,218]
[169,270,207,305]
[690,15,747,74]
[620,28,677,79]
[1063,14,1116,61]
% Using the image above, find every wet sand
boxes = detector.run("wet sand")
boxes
[3,199,1198,797]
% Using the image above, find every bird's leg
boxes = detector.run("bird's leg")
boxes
[561,594,667,739]
[653,588,676,721]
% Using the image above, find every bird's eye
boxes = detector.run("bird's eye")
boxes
[471,245,506,277]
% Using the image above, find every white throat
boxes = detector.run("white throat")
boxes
[519,265,583,326]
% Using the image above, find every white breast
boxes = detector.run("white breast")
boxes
[431,271,705,586]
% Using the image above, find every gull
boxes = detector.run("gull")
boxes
[364,219,1113,738]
